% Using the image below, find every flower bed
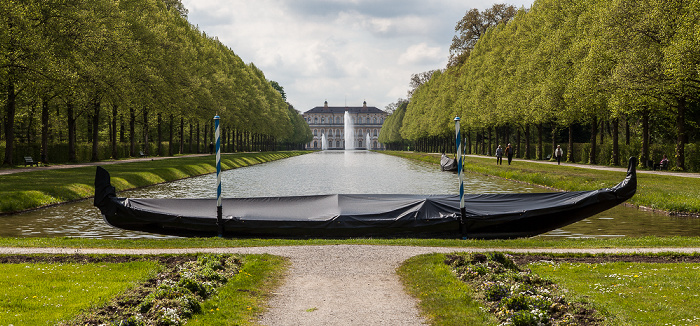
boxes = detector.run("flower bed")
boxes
[65,254,242,326]
[445,253,603,326]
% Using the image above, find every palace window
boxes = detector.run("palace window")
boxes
[313,141,317,148]
[313,129,317,136]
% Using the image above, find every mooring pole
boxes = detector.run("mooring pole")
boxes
[455,117,467,239]
[214,115,223,237]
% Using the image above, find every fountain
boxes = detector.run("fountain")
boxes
[344,110,354,150]
[366,133,371,150]
[321,133,328,150]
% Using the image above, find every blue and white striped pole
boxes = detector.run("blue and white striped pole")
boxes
[455,117,467,238]
[214,115,223,237]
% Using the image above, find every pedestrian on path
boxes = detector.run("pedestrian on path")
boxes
[495,145,503,165]
[555,145,564,165]
[505,143,514,165]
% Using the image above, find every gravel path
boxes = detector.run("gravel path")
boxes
[3,245,700,325]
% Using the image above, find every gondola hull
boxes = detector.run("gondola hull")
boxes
[440,154,458,171]
[94,158,637,239]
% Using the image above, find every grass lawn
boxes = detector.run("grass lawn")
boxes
[2,235,700,249]
[189,254,288,326]
[382,151,700,215]
[0,260,160,325]
[0,151,308,214]
[398,254,496,325]
[529,261,700,325]
[400,253,700,326]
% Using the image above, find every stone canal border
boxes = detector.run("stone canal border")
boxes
[3,245,700,326]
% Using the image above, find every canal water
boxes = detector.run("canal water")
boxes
[2,151,698,239]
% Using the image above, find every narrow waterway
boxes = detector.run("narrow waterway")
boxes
[1,151,698,238]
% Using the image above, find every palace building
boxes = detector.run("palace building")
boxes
[303,101,387,150]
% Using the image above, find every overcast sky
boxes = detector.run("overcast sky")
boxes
[181,0,535,113]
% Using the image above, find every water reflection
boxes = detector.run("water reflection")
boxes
[1,151,697,238]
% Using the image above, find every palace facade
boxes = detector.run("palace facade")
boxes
[303,101,387,150]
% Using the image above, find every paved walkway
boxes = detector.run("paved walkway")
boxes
[0,154,211,176]
[3,245,700,326]
[465,154,700,178]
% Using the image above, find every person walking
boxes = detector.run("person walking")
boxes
[495,145,503,165]
[555,145,564,165]
[505,143,514,165]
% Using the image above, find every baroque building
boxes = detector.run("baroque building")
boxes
[303,101,387,150]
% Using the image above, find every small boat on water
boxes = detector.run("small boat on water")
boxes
[93,157,637,239]
[440,154,458,171]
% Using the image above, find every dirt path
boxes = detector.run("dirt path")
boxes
[3,245,700,325]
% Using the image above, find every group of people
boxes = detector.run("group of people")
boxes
[495,144,514,165]
[495,144,565,165]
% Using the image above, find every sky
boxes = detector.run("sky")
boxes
[181,0,535,113]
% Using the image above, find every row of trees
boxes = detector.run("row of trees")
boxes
[1,0,312,165]
[380,0,699,171]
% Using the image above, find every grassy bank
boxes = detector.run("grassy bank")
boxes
[0,151,309,214]
[381,151,700,215]
[2,236,700,249]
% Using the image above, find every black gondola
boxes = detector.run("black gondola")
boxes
[440,154,458,171]
[93,157,637,239]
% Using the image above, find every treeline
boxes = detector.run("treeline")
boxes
[380,0,700,171]
[1,0,312,165]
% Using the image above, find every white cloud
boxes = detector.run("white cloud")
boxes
[181,0,535,112]
[398,43,443,66]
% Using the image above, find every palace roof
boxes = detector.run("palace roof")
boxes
[304,106,385,115]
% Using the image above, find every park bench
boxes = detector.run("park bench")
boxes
[139,151,147,157]
[24,156,38,167]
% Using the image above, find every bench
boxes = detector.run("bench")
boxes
[546,154,552,160]
[24,156,38,167]
[139,151,147,157]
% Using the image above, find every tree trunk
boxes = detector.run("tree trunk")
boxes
[67,101,77,162]
[516,128,520,158]
[111,104,118,159]
[204,122,209,154]
[524,125,531,159]
[179,117,184,154]
[168,114,174,156]
[157,112,162,156]
[589,116,598,165]
[641,109,649,167]
[188,123,193,153]
[3,74,17,165]
[142,107,149,156]
[612,118,619,166]
[625,118,630,145]
[129,107,136,157]
[551,125,557,160]
[91,96,101,162]
[196,121,200,153]
[568,125,574,162]
[675,99,686,170]
[537,123,543,160]
[487,127,492,156]
[41,97,50,163]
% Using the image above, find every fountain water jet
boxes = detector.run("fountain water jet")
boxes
[344,111,355,150]
[366,133,371,150]
[321,133,328,150]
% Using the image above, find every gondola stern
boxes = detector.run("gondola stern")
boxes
[94,166,118,218]
[612,157,637,200]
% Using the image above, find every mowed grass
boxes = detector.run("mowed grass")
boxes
[3,236,700,249]
[398,254,497,325]
[400,253,700,326]
[0,261,160,325]
[529,262,700,325]
[0,151,308,214]
[382,151,700,215]
[189,254,288,325]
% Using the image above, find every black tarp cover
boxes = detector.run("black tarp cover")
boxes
[95,157,637,239]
